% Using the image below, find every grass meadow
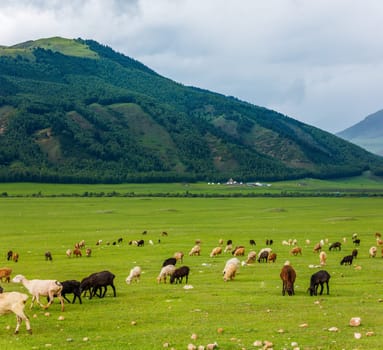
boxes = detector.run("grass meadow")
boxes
[0,188,382,349]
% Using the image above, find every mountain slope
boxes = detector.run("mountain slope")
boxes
[337,110,383,156]
[0,37,383,183]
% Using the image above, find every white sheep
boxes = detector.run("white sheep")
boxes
[369,246,377,258]
[319,251,327,266]
[223,263,237,281]
[126,266,142,284]
[0,291,32,334]
[156,265,176,284]
[223,258,240,275]
[12,274,65,312]
[189,245,201,256]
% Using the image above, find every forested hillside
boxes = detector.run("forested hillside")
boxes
[1,37,382,183]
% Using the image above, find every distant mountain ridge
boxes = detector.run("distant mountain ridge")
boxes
[0,37,383,183]
[337,110,383,156]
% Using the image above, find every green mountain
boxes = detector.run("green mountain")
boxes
[0,37,382,183]
[337,110,383,156]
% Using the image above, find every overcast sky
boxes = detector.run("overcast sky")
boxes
[1,0,383,133]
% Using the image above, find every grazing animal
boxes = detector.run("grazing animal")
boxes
[174,251,184,262]
[266,239,273,246]
[245,251,257,264]
[6,250,13,261]
[45,251,52,261]
[353,239,361,246]
[226,239,233,246]
[161,231,168,236]
[170,266,190,284]
[189,245,201,256]
[0,292,32,334]
[232,246,245,256]
[85,248,92,257]
[223,262,238,281]
[162,257,177,267]
[258,250,269,263]
[340,255,353,265]
[0,267,12,282]
[329,242,342,251]
[369,246,377,258]
[280,262,296,296]
[224,243,233,253]
[308,270,330,296]
[313,243,322,253]
[210,247,222,257]
[80,271,116,299]
[126,266,142,284]
[66,249,72,257]
[268,252,277,263]
[117,237,123,244]
[223,258,240,275]
[137,239,145,247]
[351,249,358,259]
[73,248,82,257]
[375,232,381,239]
[12,252,19,262]
[290,247,302,256]
[319,251,327,266]
[157,265,176,284]
[249,239,256,246]
[12,274,64,311]
[56,280,82,304]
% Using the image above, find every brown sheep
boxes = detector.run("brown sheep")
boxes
[232,246,245,256]
[174,251,184,263]
[290,247,302,256]
[73,248,82,257]
[189,245,201,256]
[0,267,12,283]
[12,252,19,262]
[280,262,296,296]
[268,252,277,263]
[210,247,222,257]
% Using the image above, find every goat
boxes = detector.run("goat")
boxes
[280,262,296,296]
[170,266,190,284]
[162,257,177,267]
[340,255,353,265]
[80,271,116,299]
[126,266,141,284]
[308,270,330,296]
[0,292,32,334]
[210,247,222,257]
[232,246,245,256]
[157,265,176,284]
[189,245,201,256]
[290,247,302,256]
[0,267,12,283]
[45,251,52,261]
[12,274,64,311]
[329,242,342,251]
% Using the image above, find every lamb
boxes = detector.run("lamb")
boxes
[0,267,12,282]
[189,245,201,256]
[80,271,116,299]
[210,247,222,257]
[157,264,176,284]
[12,274,64,312]
[170,266,190,284]
[308,270,330,296]
[0,291,32,334]
[126,266,142,284]
[319,251,327,266]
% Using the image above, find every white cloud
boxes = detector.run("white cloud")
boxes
[1,0,383,132]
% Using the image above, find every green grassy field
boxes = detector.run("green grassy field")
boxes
[0,192,382,349]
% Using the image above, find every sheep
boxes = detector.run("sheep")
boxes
[80,271,116,299]
[162,257,177,267]
[224,243,233,253]
[249,239,256,246]
[351,248,358,259]
[266,239,273,245]
[223,258,240,276]
[6,250,13,261]
[45,251,52,261]
[280,262,296,296]
[78,240,85,248]
[232,246,245,256]
[319,251,327,266]
[170,266,190,284]
[189,245,201,256]
[268,252,277,263]
[73,248,82,257]
[369,246,377,258]
[245,251,257,264]
[210,247,222,257]
[174,251,184,263]
[308,270,330,296]
[126,266,142,284]
[85,248,92,257]
[313,243,322,253]
[329,242,342,251]
[12,252,19,262]
[0,292,32,334]
[223,263,237,281]
[257,250,270,263]
[0,267,12,283]
[137,239,145,247]
[340,255,353,265]
[353,238,361,246]
[157,265,176,284]
[66,249,72,257]
[12,274,64,312]
[60,280,82,304]
[290,247,302,256]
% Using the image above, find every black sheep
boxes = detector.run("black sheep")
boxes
[351,249,358,259]
[45,251,52,261]
[162,257,177,267]
[329,242,342,251]
[61,280,82,304]
[257,250,269,263]
[308,270,330,296]
[340,255,353,265]
[249,239,256,246]
[80,270,116,299]
[170,266,190,284]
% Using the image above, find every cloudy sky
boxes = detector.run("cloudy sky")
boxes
[1,0,383,133]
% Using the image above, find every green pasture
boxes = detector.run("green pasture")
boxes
[0,195,382,349]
